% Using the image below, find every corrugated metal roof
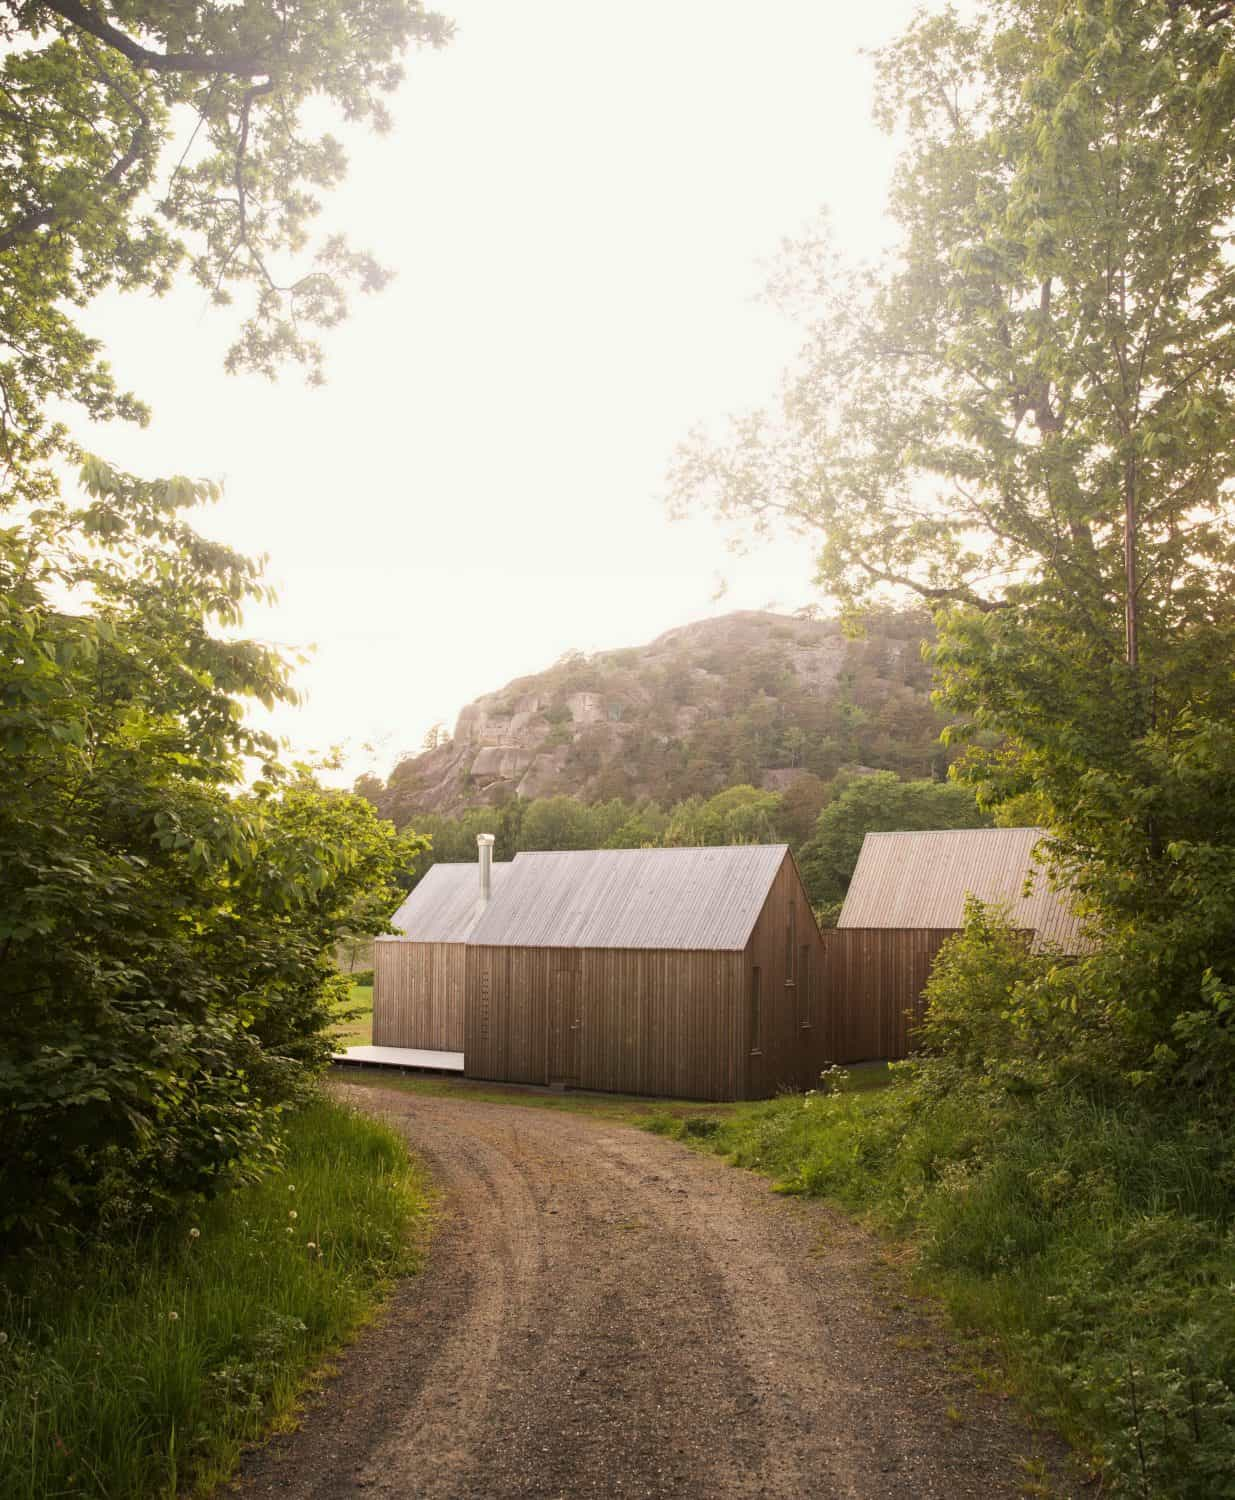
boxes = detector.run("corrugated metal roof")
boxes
[387,861,512,943]
[468,845,790,951]
[837,828,1086,952]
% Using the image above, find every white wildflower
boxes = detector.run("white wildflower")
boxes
[288,1209,298,1221]
[188,1227,200,1240]
[167,1311,179,1322]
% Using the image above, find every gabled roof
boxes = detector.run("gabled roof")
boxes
[387,860,512,943]
[468,844,790,951]
[837,827,1086,952]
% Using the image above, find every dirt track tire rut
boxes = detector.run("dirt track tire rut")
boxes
[229,1086,1071,1500]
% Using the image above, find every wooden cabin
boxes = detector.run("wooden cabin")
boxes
[463,844,827,1100]
[373,851,510,1052]
[827,826,1088,1062]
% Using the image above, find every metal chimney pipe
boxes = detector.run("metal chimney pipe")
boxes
[477,833,495,904]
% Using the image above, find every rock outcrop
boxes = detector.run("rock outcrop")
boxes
[382,609,941,814]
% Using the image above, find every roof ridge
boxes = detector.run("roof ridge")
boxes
[511,842,789,857]
[861,826,1044,838]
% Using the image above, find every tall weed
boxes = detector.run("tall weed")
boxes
[0,1096,427,1499]
[679,1082,1235,1494]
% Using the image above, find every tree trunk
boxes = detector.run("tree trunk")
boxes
[1124,458,1139,669]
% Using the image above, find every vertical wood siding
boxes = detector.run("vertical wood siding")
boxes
[820,928,956,1063]
[743,852,831,1093]
[465,945,747,1099]
[372,940,466,1051]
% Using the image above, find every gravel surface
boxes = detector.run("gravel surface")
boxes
[229,1085,1073,1499]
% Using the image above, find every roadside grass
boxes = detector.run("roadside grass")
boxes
[650,1073,1235,1497]
[338,1060,890,1123]
[0,1095,428,1499]
[331,982,373,1049]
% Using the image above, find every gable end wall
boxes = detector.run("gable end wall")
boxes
[743,850,830,1093]
[372,939,467,1051]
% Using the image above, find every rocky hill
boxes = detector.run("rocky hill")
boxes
[370,609,946,818]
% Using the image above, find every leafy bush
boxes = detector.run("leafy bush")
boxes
[797,773,990,909]
[672,1074,1235,1496]
[0,464,417,1246]
[664,903,1235,1497]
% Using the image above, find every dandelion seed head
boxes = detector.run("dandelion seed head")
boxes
[188,1227,200,1240]
[167,1311,179,1322]
[288,1209,298,1221]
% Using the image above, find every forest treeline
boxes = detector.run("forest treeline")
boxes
[359,772,991,920]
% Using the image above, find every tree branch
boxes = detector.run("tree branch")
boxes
[0,111,149,252]
[851,555,1007,612]
[38,0,272,78]
[1167,0,1235,25]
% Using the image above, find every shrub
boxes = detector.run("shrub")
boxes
[0,467,417,1247]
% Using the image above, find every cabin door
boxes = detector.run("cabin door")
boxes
[548,958,582,1087]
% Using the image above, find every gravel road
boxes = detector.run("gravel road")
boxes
[230,1084,1072,1500]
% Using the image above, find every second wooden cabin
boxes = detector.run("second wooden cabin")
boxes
[829,826,1089,1060]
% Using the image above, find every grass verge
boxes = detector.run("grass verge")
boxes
[649,1076,1235,1496]
[331,982,374,1049]
[0,1094,428,1499]
[336,1066,746,1127]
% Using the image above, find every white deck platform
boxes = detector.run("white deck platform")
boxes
[332,1045,465,1073]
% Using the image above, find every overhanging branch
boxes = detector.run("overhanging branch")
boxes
[39,0,273,78]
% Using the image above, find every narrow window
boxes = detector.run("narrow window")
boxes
[786,901,796,982]
[799,945,811,1028]
[750,966,762,1054]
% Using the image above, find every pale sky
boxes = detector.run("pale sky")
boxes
[80,1,925,783]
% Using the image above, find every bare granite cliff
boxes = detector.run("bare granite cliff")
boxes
[385,610,940,814]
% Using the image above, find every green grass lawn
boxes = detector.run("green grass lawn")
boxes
[0,1094,428,1499]
[331,982,373,1049]
[338,1065,744,1126]
[336,1061,891,1126]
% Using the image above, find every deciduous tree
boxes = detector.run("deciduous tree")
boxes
[673,1,1235,668]
[1,0,451,506]
[797,772,989,914]
[673,1,1235,1072]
